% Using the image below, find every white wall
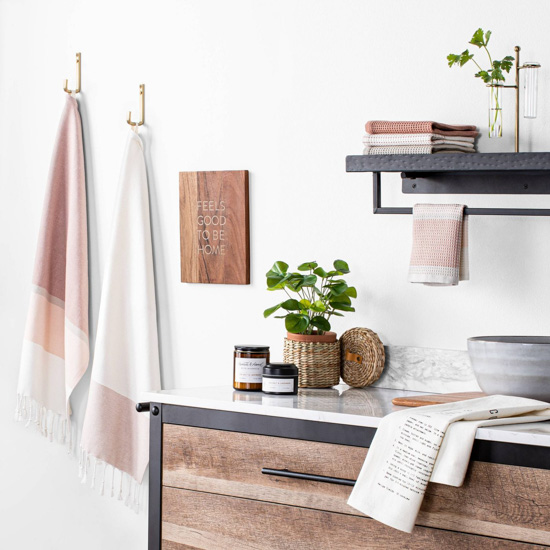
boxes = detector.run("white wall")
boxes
[2,1,550,548]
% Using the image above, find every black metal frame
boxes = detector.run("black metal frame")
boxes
[372,172,550,216]
[147,404,163,550]
[347,152,550,173]
[346,153,550,216]
[140,402,550,550]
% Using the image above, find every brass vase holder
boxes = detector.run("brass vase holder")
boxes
[487,46,540,152]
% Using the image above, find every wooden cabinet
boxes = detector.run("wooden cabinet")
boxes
[162,489,545,550]
[162,425,364,515]
[147,404,550,549]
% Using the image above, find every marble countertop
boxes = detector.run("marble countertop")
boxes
[141,385,550,448]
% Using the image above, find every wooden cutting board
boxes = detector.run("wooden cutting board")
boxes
[392,391,486,407]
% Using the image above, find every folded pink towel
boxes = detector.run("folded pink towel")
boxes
[408,204,469,286]
[365,121,478,138]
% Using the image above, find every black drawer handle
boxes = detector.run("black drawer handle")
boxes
[261,468,356,487]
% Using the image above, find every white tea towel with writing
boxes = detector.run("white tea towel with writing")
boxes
[347,395,550,533]
[80,130,161,509]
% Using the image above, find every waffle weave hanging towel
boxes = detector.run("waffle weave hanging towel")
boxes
[408,203,469,286]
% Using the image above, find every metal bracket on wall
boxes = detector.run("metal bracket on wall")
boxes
[346,154,550,217]
[372,171,550,216]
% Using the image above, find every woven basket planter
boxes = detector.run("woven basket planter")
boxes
[339,327,385,388]
[283,332,340,388]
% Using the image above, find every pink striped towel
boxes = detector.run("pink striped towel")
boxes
[16,95,89,445]
[408,204,469,286]
[365,121,478,138]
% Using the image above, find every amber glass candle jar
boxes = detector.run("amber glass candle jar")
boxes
[233,345,270,391]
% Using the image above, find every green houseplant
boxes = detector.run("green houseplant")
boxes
[447,28,514,137]
[264,260,357,388]
[264,260,356,334]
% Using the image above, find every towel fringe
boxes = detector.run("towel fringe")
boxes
[133,478,139,509]
[78,447,84,478]
[78,447,143,512]
[124,473,131,506]
[67,414,73,454]
[17,396,144,511]
[111,464,115,498]
[15,394,73,451]
[100,462,106,496]
[48,411,54,441]
[90,457,98,489]
[15,394,22,421]
[60,418,67,445]
[81,451,88,484]
[118,471,123,501]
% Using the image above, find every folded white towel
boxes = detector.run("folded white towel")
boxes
[363,144,475,155]
[363,133,476,146]
[347,395,550,533]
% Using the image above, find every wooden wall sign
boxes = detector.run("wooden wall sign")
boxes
[179,170,250,285]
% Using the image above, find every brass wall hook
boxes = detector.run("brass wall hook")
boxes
[63,52,81,94]
[127,84,145,126]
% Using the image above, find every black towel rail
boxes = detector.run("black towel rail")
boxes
[346,153,550,216]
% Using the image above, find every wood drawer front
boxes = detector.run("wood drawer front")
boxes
[161,487,547,550]
[163,425,550,545]
[163,424,365,516]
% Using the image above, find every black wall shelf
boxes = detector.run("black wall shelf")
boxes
[346,152,550,216]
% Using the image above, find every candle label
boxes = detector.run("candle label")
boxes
[235,358,266,383]
[262,377,295,393]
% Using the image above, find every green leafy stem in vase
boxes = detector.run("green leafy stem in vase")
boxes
[264,260,357,335]
[447,28,514,137]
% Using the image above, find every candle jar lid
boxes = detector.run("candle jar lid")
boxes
[263,362,298,376]
[234,345,270,352]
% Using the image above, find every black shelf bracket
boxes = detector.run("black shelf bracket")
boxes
[372,172,550,216]
[346,154,550,216]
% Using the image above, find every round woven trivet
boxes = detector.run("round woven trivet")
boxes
[339,327,385,388]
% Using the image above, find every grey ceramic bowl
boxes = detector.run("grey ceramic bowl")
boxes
[467,336,550,402]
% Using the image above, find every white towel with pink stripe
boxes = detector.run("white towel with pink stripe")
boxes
[80,129,161,509]
[408,204,469,286]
